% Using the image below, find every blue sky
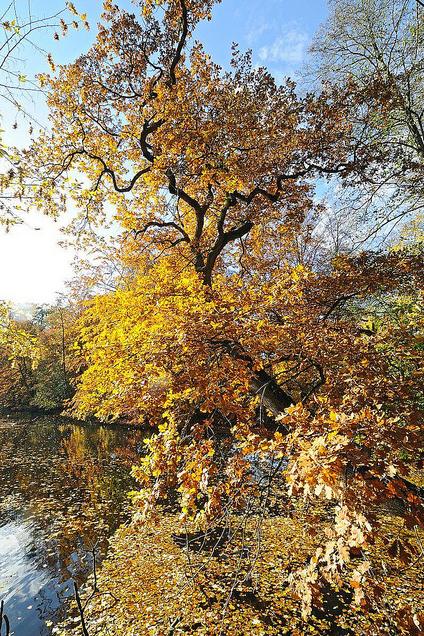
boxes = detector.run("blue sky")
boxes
[0,0,328,304]
[44,0,327,78]
[197,0,327,79]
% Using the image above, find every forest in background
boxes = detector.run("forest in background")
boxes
[0,0,423,634]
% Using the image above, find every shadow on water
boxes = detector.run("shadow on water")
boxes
[0,415,145,635]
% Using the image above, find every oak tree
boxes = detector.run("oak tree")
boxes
[20,0,424,629]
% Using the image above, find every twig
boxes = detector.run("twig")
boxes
[73,581,90,636]
[168,616,181,635]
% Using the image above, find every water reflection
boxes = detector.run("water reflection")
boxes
[0,415,144,635]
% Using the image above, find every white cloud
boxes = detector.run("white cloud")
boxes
[245,21,270,45]
[258,28,309,65]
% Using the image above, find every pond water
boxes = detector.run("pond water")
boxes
[0,415,145,636]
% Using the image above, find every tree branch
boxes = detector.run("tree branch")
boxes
[133,220,190,243]
[167,0,189,87]
[203,219,254,286]
[165,168,206,241]
[140,118,165,163]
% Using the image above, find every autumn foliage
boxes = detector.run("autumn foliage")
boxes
[0,302,78,411]
[2,0,423,632]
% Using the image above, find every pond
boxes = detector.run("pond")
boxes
[0,415,145,636]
